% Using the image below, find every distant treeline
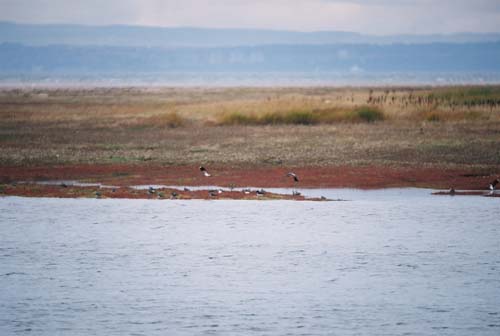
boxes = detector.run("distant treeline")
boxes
[2,21,500,47]
[1,42,500,74]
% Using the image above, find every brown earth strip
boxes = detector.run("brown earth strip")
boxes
[0,183,312,201]
[1,164,498,191]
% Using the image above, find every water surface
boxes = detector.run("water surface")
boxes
[1,190,499,335]
[2,71,500,88]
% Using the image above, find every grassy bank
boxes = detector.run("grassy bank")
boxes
[0,86,499,169]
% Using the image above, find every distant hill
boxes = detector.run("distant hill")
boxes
[1,42,499,74]
[1,21,500,47]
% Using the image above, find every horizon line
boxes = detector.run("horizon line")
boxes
[2,20,500,37]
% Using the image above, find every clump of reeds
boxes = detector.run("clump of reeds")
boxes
[216,106,385,126]
[217,110,319,125]
[140,112,185,128]
[349,106,385,123]
[259,110,319,125]
[219,112,255,125]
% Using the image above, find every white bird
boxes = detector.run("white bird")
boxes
[199,166,211,177]
[489,179,499,191]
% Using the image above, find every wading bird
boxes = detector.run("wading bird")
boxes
[200,166,211,177]
[489,179,499,191]
[287,172,299,196]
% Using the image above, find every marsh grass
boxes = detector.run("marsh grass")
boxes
[350,106,385,123]
[3,86,497,128]
[217,106,385,125]
[138,112,185,128]
[418,109,490,123]
[428,86,500,104]
[1,86,499,167]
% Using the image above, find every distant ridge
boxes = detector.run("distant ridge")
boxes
[1,21,500,47]
[1,42,499,74]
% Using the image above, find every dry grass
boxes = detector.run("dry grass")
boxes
[0,86,499,168]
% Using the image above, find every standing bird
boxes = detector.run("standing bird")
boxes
[287,172,299,196]
[489,179,499,191]
[200,166,211,177]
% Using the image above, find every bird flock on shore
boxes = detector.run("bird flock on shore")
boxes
[196,166,301,199]
[142,167,499,200]
[87,164,500,199]
[130,165,305,200]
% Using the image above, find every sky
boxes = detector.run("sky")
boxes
[1,0,500,35]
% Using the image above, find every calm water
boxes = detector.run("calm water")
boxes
[1,190,499,335]
[2,71,500,87]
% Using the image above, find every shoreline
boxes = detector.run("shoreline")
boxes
[1,164,499,199]
[1,85,499,199]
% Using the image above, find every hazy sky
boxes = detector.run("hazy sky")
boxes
[1,0,500,34]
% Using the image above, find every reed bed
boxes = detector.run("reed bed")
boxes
[216,106,385,125]
[1,86,499,168]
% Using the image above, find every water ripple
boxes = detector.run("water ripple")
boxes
[0,194,499,335]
